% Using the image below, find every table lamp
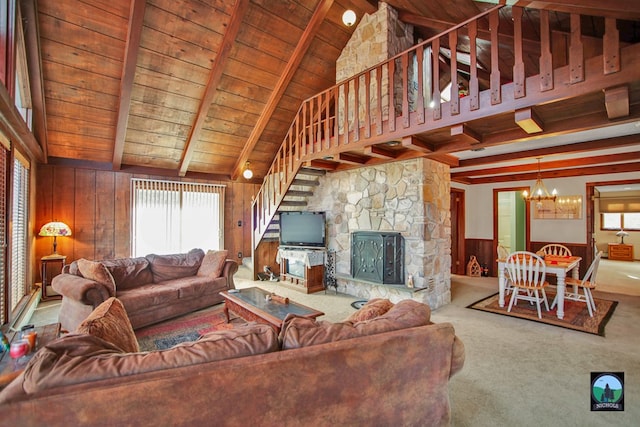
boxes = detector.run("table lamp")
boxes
[39,221,72,255]
[616,230,629,244]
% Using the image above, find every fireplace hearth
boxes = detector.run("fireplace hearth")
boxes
[351,231,404,285]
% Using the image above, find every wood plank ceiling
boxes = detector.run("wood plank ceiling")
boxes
[23,0,640,183]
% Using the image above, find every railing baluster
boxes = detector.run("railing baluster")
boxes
[375,65,383,134]
[539,10,553,91]
[569,13,584,83]
[388,60,396,132]
[490,9,501,105]
[513,6,525,99]
[364,72,372,136]
[432,37,441,120]
[603,18,620,75]
[402,52,410,127]
[468,20,479,110]
[416,45,425,123]
[353,75,360,141]
[450,30,460,115]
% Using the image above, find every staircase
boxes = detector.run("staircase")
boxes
[260,167,325,244]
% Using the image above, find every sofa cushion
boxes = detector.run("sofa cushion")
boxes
[14,323,278,396]
[76,297,140,353]
[197,250,228,278]
[117,284,180,313]
[344,298,394,323]
[76,259,116,296]
[146,248,205,283]
[280,299,431,350]
[100,257,153,290]
[164,275,224,299]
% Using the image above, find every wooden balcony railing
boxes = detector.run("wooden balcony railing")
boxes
[252,3,637,249]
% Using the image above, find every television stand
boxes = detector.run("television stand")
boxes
[277,248,326,294]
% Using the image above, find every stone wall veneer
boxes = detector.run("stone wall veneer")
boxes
[306,159,451,309]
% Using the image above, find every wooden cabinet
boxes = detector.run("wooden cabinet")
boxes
[278,248,325,294]
[608,243,633,261]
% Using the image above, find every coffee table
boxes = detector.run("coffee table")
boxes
[220,287,324,333]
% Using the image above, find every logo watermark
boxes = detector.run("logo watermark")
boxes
[591,372,624,411]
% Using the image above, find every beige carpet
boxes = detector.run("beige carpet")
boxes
[30,267,640,426]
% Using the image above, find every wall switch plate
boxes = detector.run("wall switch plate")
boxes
[237,220,242,227]
[237,252,242,258]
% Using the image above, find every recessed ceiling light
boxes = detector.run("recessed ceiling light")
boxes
[470,147,485,152]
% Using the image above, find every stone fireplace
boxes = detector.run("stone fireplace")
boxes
[351,231,404,285]
[305,159,451,309]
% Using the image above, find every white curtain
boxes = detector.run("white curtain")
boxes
[132,179,225,256]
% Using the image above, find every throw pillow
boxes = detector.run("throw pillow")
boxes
[344,298,394,323]
[146,248,205,282]
[76,297,140,353]
[100,257,153,290]
[77,258,116,296]
[197,250,228,278]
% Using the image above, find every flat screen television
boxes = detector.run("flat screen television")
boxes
[279,211,326,248]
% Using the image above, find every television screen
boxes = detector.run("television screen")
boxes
[279,211,326,248]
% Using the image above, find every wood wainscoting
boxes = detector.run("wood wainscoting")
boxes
[35,164,258,274]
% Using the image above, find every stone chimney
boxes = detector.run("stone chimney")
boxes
[335,2,414,133]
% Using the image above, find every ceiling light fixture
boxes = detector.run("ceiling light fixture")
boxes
[242,162,253,180]
[342,10,356,27]
[522,158,557,204]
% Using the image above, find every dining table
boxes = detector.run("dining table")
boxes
[497,254,582,319]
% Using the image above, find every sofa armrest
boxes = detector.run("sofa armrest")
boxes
[51,274,112,308]
[450,335,465,378]
[221,259,239,289]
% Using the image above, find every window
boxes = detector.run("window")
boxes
[132,179,225,257]
[601,213,640,231]
[10,151,29,313]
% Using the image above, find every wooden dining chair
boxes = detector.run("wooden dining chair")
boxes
[497,245,514,294]
[506,251,550,319]
[551,251,602,317]
[536,244,572,257]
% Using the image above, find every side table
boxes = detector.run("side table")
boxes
[41,254,66,301]
[0,323,61,388]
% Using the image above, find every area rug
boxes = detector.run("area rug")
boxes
[135,304,246,351]
[467,291,617,336]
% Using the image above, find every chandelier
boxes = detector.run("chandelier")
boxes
[522,158,557,203]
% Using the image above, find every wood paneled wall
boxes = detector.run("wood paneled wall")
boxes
[34,164,258,280]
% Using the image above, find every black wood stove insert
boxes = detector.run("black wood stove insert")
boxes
[351,231,404,285]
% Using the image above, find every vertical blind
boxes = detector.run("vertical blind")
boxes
[132,179,225,257]
[0,145,5,323]
[11,152,29,314]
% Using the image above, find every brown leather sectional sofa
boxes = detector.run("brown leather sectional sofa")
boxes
[52,248,238,330]
[0,298,465,426]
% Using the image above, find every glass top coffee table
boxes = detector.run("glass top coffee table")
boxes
[220,287,324,333]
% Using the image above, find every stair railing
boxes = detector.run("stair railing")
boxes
[252,2,634,249]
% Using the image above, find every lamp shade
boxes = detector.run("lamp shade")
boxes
[39,221,72,237]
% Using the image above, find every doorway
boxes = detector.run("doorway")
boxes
[451,188,465,275]
[494,188,530,257]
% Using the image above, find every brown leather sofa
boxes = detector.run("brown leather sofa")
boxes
[52,248,238,330]
[0,299,465,426]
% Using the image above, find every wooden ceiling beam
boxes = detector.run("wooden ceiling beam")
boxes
[338,152,369,165]
[231,0,335,180]
[112,0,146,171]
[401,135,434,153]
[364,145,400,159]
[452,151,640,179]
[451,124,482,143]
[463,161,640,184]
[458,134,640,168]
[515,107,544,133]
[481,0,640,20]
[20,0,47,162]
[604,85,629,119]
[178,0,249,177]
